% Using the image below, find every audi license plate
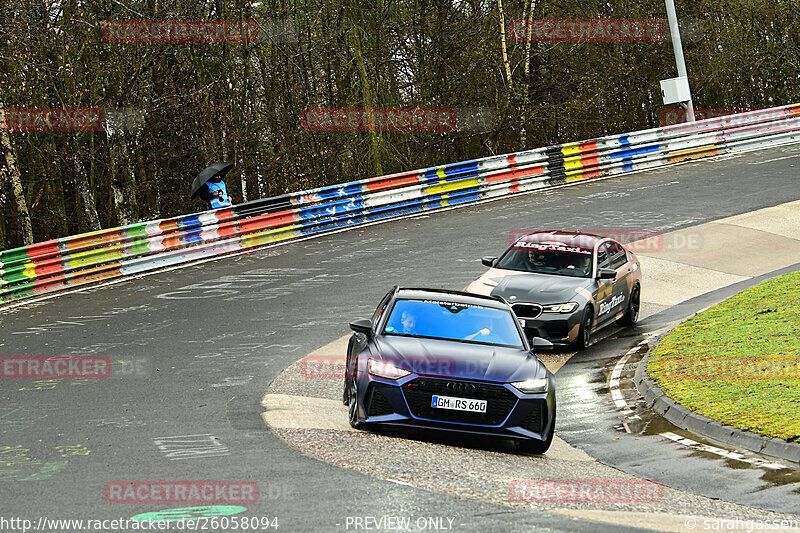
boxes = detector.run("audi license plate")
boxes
[431,395,487,413]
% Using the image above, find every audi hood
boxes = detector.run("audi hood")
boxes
[368,335,548,383]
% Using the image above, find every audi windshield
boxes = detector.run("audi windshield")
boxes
[382,299,524,348]
[495,241,593,278]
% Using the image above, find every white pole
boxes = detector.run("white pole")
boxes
[664,0,695,122]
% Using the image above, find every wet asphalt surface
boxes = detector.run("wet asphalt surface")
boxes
[1,145,800,532]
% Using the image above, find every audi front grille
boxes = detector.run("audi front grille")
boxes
[402,378,518,425]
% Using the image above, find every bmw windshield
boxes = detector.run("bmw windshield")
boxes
[495,241,593,278]
[382,299,524,348]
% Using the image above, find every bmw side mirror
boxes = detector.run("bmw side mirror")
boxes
[597,268,616,280]
[531,337,554,352]
[349,318,373,336]
[481,256,497,267]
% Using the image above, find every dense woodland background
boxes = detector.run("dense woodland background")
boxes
[1,0,798,248]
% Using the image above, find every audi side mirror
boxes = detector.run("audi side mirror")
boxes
[531,337,554,352]
[481,256,497,267]
[597,268,616,280]
[349,318,373,336]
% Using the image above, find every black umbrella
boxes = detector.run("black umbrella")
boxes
[190,162,234,199]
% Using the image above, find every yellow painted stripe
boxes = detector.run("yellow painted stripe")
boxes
[435,166,447,179]
[565,172,590,183]
[22,264,36,279]
[425,177,480,195]
[64,246,124,269]
[669,145,719,160]
[560,143,582,157]
[564,158,584,172]
[240,226,300,248]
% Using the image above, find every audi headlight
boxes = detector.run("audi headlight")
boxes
[368,359,411,380]
[511,378,549,393]
[542,302,579,313]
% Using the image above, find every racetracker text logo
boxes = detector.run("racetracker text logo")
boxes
[1,356,111,379]
[1,108,102,132]
[301,107,457,132]
[656,357,800,381]
[299,355,459,379]
[104,480,258,504]
[510,19,664,42]
[509,479,664,503]
[103,19,259,43]
[509,229,665,253]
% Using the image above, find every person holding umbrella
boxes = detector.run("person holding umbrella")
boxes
[191,162,235,210]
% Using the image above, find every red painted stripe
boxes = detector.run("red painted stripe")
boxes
[364,172,421,192]
[24,240,61,262]
[33,258,66,279]
[215,209,235,222]
[486,165,544,183]
[215,220,240,238]
[580,154,599,167]
[159,220,179,233]
[581,169,601,179]
[64,230,124,251]
[32,273,67,294]
[238,210,298,233]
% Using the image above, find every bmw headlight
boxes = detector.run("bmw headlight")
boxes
[542,302,579,313]
[511,377,549,393]
[368,359,411,380]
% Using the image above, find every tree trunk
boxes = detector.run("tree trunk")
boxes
[497,0,513,91]
[0,107,34,245]
[349,28,383,177]
[520,0,537,147]
[106,131,137,226]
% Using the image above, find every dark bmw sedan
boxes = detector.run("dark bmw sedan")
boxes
[465,231,642,348]
[343,287,556,453]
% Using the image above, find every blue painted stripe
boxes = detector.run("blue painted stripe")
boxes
[296,198,365,220]
[182,227,204,244]
[177,215,202,230]
[609,144,660,159]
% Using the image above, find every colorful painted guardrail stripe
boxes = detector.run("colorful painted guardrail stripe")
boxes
[2,103,799,306]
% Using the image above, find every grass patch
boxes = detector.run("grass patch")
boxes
[647,271,800,442]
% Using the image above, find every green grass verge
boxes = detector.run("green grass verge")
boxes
[647,270,800,442]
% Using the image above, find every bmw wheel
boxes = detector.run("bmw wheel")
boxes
[617,284,640,326]
[574,307,593,349]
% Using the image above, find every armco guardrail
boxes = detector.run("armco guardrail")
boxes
[1,104,799,306]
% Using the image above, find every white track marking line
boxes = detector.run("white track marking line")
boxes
[660,431,787,470]
[748,153,800,165]
[609,340,650,417]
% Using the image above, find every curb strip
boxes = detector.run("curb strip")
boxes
[634,336,800,468]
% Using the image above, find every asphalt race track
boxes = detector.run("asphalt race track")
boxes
[1,145,800,532]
